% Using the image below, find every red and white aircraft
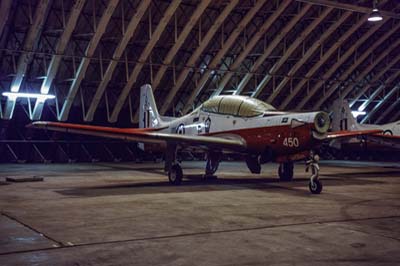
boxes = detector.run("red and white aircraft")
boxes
[331,99,400,150]
[30,84,382,194]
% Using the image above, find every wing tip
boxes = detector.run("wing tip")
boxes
[26,121,49,129]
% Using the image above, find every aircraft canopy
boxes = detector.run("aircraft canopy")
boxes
[201,95,276,117]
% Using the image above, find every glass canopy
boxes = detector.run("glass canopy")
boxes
[201,95,276,117]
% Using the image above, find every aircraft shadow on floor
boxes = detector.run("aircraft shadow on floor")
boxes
[322,170,400,178]
[56,173,383,198]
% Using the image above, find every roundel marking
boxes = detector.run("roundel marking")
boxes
[176,124,185,135]
[383,130,393,135]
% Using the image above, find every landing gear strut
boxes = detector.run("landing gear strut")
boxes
[168,164,183,185]
[278,162,294,181]
[306,153,322,194]
[204,152,221,180]
[165,144,183,185]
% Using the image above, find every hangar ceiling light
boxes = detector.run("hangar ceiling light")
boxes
[351,111,366,118]
[368,1,383,22]
[2,92,55,101]
[368,8,383,21]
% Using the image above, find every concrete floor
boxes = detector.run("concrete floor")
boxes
[0,160,399,266]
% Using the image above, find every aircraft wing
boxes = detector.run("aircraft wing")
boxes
[28,121,247,152]
[366,133,400,149]
[324,129,383,139]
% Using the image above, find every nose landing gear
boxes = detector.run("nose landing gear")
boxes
[306,153,322,194]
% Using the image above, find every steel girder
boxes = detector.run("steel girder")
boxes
[232,3,312,96]
[0,0,12,39]
[277,10,352,109]
[257,6,333,101]
[314,21,400,109]
[108,0,182,123]
[341,36,400,102]
[131,0,212,122]
[180,0,268,114]
[361,81,400,123]
[296,18,384,110]
[151,0,211,92]
[211,0,292,98]
[59,0,120,121]
[280,13,367,110]
[358,69,400,118]
[159,0,239,115]
[84,0,151,122]
[350,53,400,108]
[375,98,400,124]
[296,0,400,19]
[31,0,87,121]
[3,0,53,120]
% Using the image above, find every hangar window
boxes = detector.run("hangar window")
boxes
[201,95,276,117]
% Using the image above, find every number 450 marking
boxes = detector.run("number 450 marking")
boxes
[283,137,299,147]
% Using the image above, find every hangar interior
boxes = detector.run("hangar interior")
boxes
[1,1,400,265]
[0,0,399,162]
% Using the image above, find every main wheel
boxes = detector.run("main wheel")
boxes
[168,164,183,185]
[309,180,323,194]
[278,162,294,181]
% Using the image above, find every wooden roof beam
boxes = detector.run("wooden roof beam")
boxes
[31,0,87,120]
[159,0,239,115]
[277,10,352,109]
[181,0,268,114]
[109,0,182,123]
[83,0,151,122]
[256,6,333,101]
[361,80,400,123]
[279,13,369,110]
[350,53,400,108]
[59,0,120,121]
[340,36,400,101]
[314,21,400,109]
[232,3,312,96]
[211,0,292,97]
[3,0,53,120]
[296,19,384,110]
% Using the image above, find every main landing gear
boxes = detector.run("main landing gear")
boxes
[306,153,322,194]
[165,145,222,185]
[278,162,294,181]
[204,152,221,180]
[165,144,183,185]
[168,164,183,185]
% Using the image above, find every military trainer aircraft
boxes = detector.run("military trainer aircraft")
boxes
[331,99,400,150]
[30,84,382,194]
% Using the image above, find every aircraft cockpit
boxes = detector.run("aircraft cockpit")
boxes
[200,95,276,117]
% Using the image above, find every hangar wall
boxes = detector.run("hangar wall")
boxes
[0,0,399,162]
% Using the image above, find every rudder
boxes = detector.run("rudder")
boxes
[139,84,161,129]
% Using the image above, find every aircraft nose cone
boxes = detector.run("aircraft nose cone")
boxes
[314,112,330,133]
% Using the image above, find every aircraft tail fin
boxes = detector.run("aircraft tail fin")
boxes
[331,99,359,131]
[139,84,162,129]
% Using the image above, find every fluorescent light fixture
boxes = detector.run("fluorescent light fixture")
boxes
[368,8,383,22]
[351,111,366,118]
[2,92,56,101]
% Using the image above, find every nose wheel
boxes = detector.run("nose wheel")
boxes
[309,179,322,194]
[306,153,322,194]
